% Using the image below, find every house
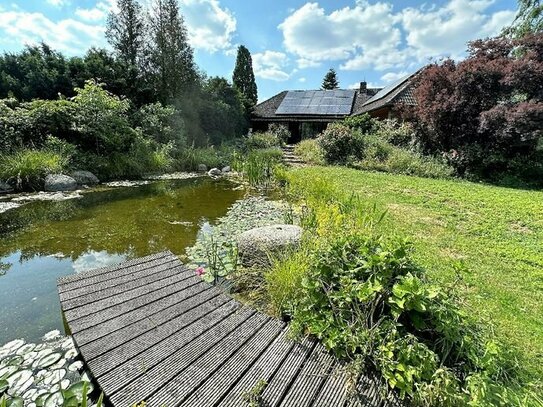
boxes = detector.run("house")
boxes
[251,72,417,143]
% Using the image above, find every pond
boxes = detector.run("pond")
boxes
[0,177,246,344]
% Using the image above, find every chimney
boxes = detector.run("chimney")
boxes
[359,81,367,93]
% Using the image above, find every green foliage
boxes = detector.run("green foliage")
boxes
[0,149,70,191]
[321,68,339,90]
[357,135,453,179]
[232,45,258,108]
[232,148,284,188]
[318,123,363,164]
[175,146,233,171]
[241,379,268,407]
[294,139,325,165]
[268,123,290,144]
[506,0,543,37]
[372,119,415,148]
[244,132,281,150]
[132,102,185,146]
[342,113,376,134]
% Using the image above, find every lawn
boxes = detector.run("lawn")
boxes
[289,166,543,380]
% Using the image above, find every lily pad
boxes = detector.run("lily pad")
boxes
[1,356,23,367]
[0,366,18,380]
[64,349,77,360]
[67,361,83,372]
[6,370,33,393]
[44,392,63,407]
[35,393,49,407]
[64,381,94,401]
[0,379,8,394]
[42,369,66,386]
[15,344,36,355]
[36,353,62,369]
[1,340,25,353]
[6,396,24,407]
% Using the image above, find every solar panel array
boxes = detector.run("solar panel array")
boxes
[363,74,411,106]
[276,90,356,116]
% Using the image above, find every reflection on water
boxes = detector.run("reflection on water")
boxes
[0,177,245,343]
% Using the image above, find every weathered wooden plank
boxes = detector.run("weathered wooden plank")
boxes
[260,337,316,406]
[59,257,182,303]
[61,261,188,311]
[145,313,271,407]
[86,294,231,377]
[310,361,349,407]
[279,344,335,407]
[67,275,203,333]
[217,329,295,407]
[108,309,264,406]
[74,279,213,348]
[58,251,174,290]
[179,319,285,407]
[64,270,197,324]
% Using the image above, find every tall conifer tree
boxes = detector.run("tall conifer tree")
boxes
[322,68,339,90]
[232,45,258,108]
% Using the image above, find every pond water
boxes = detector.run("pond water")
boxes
[0,177,245,344]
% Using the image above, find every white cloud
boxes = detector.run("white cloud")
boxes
[279,0,516,72]
[299,77,307,83]
[75,7,106,22]
[46,0,70,7]
[381,71,409,83]
[253,50,291,81]
[0,9,108,55]
[180,0,237,53]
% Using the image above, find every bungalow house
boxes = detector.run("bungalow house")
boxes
[251,72,417,143]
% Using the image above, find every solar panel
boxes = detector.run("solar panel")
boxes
[363,74,411,106]
[276,89,356,116]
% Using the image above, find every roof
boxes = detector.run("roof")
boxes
[253,87,381,121]
[352,73,418,116]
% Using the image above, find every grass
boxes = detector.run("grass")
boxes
[293,139,325,165]
[286,166,543,382]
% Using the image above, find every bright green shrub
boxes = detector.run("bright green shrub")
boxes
[373,119,415,147]
[342,113,377,133]
[294,139,325,165]
[318,123,363,164]
[0,149,70,190]
[132,102,185,147]
[175,147,234,171]
[244,132,281,150]
[268,123,290,144]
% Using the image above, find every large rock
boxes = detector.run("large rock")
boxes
[236,224,303,267]
[0,181,13,194]
[198,164,208,172]
[221,166,231,173]
[208,168,222,177]
[71,170,99,186]
[44,174,77,192]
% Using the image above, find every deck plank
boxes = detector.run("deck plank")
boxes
[57,250,397,407]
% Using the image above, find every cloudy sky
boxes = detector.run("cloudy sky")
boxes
[0,0,518,101]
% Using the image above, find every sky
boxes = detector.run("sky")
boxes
[0,0,519,102]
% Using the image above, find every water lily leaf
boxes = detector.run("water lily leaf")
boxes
[44,392,63,407]
[0,379,8,394]
[6,370,32,389]
[6,396,24,407]
[1,340,25,353]
[0,366,18,381]
[15,344,35,356]
[35,393,49,407]
[62,396,79,407]
[65,381,94,400]
[36,353,62,369]
[1,356,23,368]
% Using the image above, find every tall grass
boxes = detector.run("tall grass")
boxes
[175,147,234,171]
[294,139,325,165]
[0,149,69,191]
[232,148,283,188]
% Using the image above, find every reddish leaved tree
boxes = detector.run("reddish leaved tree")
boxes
[408,33,543,180]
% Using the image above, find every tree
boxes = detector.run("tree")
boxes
[408,33,543,180]
[506,0,543,37]
[322,68,339,90]
[147,0,198,104]
[232,45,258,108]
[106,0,145,67]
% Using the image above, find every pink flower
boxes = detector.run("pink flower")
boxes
[195,267,205,276]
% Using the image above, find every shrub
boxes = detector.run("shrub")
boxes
[0,149,70,191]
[357,136,453,179]
[318,123,363,164]
[373,119,415,148]
[342,113,376,134]
[268,123,290,144]
[244,132,281,150]
[294,139,325,165]
[132,102,185,147]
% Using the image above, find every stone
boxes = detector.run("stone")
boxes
[221,166,231,173]
[236,224,303,267]
[70,171,99,186]
[44,174,77,192]
[198,164,208,172]
[208,168,222,177]
[0,181,13,194]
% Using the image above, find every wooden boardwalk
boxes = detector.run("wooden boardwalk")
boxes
[57,251,399,407]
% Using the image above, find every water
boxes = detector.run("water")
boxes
[0,177,245,344]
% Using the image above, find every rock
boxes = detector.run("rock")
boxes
[44,174,77,192]
[221,166,231,173]
[0,181,13,194]
[236,224,303,267]
[208,168,222,177]
[198,164,208,172]
[70,171,99,186]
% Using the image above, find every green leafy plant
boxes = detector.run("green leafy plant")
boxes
[241,379,268,407]
[318,123,363,164]
[244,132,281,150]
[293,139,325,165]
[232,148,283,188]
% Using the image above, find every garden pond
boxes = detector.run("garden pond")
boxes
[0,177,247,345]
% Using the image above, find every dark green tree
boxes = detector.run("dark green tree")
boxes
[506,0,543,37]
[147,0,198,104]
[232,45,258,108]
[106,0,145,67]
[322,68,339,90]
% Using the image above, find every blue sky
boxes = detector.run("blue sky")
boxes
[0,0,518,101]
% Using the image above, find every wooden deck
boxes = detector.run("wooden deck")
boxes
[57,251,399,407]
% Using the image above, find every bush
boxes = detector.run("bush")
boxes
[357,136,453,179]
[268,123,290,144]
[373,119,415,148]
[318,123,363,164]
[294,139,325,165]
[244,132,281,150]
[0,149,70,191]
[342,113,376,134]
[132,102,185,147]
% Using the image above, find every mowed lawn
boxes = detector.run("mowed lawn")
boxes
[291,166,543,379]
